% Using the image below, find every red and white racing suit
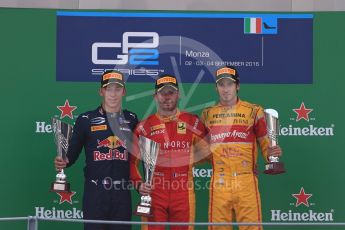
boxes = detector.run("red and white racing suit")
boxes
[202,99,269,230]
[130,110,208,230]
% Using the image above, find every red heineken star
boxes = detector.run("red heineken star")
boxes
[57,99,77,119]
[293,102,313,122]
[56,191,76,204]
[292,187,312,207]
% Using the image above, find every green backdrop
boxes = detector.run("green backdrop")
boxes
[0,8,344,230]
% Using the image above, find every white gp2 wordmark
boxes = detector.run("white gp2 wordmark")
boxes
[92,32,159,65]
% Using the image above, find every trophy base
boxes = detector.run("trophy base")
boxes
[50,182,71,193]
[135,204,153,217]
[264,162,286,175]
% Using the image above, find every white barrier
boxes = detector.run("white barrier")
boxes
[1,217,345,229]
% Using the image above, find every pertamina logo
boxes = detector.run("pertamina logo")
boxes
[279,102,335,136]
[36,99,77,134]
[271,187,334,222]
[35,191,83,219]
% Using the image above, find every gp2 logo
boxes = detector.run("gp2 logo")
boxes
[92,32,159,65]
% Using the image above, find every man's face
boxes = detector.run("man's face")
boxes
[99,83,125,109]
[216,78,239,105]
[154,86,179,112]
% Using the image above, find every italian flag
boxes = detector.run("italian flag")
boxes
[244,17,262,34]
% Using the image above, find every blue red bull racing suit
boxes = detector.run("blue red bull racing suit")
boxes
[66,106,138,230]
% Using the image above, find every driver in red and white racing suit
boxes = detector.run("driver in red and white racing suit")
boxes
[130,74,209,230]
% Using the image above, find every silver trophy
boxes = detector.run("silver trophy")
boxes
[50,118,73,192]
[264,109,285,174]
[135,136,160,217]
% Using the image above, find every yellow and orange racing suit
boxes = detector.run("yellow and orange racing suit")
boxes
[202,99,269,230]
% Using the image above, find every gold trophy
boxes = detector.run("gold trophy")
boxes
[264,109,285,174]
[50,118,73,192]
[135,136,160,216]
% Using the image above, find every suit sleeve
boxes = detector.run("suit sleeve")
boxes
[130,124,144,190]
[126,111,139,154]
[192,115,211,164]
[254,106,270,163]
[200,108,208,126]
[66,115,87,167]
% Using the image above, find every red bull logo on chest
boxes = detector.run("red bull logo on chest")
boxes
[97,136,125,149]
[93,149,128,161]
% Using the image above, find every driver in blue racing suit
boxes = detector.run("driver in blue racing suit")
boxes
[54,70,138,230]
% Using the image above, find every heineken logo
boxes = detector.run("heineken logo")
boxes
[293,102,313,122]
[35,207,83,219]
[280,102,335,137]
[271,210,334,222]
[270,187,335,222]
[33,191,83,219]
[280,124,334,136]
[56,191,77,205]
[292,187,312,207]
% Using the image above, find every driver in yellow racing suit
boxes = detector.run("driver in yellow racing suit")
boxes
[202,66,282,230]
